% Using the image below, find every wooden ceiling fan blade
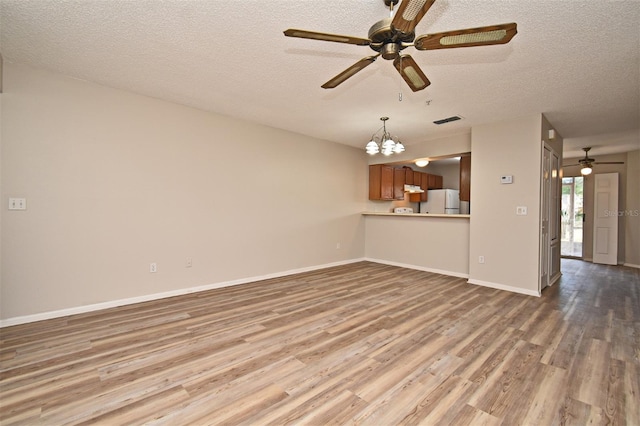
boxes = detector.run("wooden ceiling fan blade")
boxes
[415,23,517,50]
[594,161,625,165]
[393,54,430,92]
[391,0,436,35]
[321,55,379,89]
[283,29,371,46]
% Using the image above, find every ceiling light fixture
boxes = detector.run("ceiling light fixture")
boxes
[415,159,429,167]
[580,164,593,175]
[366,117,405,156]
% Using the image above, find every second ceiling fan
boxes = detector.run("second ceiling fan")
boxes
[284,0,517,92]
[564,147,625,175]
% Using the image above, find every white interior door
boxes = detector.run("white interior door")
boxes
[593,172,619,265]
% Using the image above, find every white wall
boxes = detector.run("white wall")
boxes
[468,115,543,296]
[0,63,367,321]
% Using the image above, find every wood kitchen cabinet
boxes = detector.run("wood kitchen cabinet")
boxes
[427,173,443,189]
[404,167,414,185]
[409,171,429,202]
[396,166,417,199]
[460,155,471,202]
[369,164,443,201]
[369,164,396,200]
[394,168,406,200]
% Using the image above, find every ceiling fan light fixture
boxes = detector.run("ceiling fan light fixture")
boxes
[440,29,507,46]
[581,165,593,175]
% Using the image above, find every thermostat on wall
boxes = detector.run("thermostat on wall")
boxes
[501,175,513,184]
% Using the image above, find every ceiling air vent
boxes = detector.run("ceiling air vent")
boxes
[433,116,463,125]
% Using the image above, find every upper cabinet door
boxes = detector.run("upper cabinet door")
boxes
[369,164,395,200]
[394,168,406,200]
[460,155,471,201]
[404,167,414,185]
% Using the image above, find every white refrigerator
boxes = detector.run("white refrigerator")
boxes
[422,189,460,214]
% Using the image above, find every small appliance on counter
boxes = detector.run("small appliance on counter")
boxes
[394,207,414,214]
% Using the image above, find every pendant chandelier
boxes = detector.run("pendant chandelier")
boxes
[365,117,405,156]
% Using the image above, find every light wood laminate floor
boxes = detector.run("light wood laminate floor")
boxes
[1,260,638,425]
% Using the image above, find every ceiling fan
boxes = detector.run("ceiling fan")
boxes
[283,0,517,92]
[565,147,625,175]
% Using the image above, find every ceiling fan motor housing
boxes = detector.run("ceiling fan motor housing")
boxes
[368,18,415,59]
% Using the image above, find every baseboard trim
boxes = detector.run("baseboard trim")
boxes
[623,263,640,269]
[364,258,469,279]
[467,278,541,297]
[0,258,367,328]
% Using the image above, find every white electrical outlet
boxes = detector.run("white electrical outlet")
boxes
[8,198,27,210]
[516,206,528,215]
[478,256,485,264]
[186,258,193,268]
[150,263,157,273]
[336,242,341,250]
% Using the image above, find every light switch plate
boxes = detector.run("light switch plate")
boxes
[516,206,528,215]
[8,198,27,210]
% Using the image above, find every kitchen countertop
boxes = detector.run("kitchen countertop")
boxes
[362,212,470,218]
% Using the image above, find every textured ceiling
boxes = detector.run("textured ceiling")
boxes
[1,0,639,159]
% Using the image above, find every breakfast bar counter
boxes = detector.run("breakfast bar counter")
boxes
[362,212,470,218]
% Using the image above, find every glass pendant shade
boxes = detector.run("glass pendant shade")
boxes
[581,165,593,175]
[381,137,395,151]
[366,140,380,155]
[393,141,405,153]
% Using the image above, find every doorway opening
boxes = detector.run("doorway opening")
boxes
[561,176,584,258]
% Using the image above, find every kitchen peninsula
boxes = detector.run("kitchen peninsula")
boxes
[363,212,470,279]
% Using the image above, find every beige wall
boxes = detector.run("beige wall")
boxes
[468,115,543,295]
[365,216,470,277]
[4,61,631,325]
[625,150,640,267]
[563,150,639,265]
[369,132,471,166]
[0,63,367,321]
